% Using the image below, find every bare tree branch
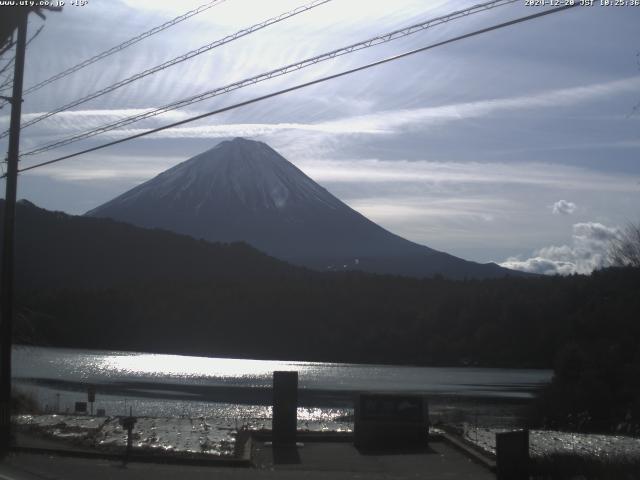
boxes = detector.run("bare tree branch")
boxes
[609,222,640,267]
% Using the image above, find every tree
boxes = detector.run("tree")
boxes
[609,222,640,268]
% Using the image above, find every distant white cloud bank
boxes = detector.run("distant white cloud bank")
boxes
[500,222,620,275]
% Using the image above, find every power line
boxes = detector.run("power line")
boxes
[0,54,15,79]
[1,0,332,136]
[0,0,228,110]
[0,25,44,83]
[0,40,15,58]
[13,4,579,177]
[0,25,43,99]
[19,0,520,157]
[0,73,13,93]
[0,70,13,91]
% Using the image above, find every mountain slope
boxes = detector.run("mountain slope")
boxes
[87,138,519,279]
[4,199,299,291]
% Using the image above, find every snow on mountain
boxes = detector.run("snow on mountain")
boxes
[86,138,520,279]
[121,138,341,212]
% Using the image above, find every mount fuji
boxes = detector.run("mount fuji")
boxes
[86,138,518,279]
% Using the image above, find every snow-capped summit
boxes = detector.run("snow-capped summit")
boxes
[87,138,518,279]
[125,138,343,212]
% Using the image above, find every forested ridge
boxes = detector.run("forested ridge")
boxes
[15,268,640,370]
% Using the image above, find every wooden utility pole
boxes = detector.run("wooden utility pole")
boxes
[0,9,28,453]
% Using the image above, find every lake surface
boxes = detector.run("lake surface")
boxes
[13,346,551,421]
[13,348,636,462]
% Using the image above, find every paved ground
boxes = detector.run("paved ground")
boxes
[0,440,495,480]
[253,439,495,479]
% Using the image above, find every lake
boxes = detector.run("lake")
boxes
[13,346,551,422]
[13,347,639,463]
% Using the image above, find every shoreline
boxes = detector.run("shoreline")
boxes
[15,377,541,408]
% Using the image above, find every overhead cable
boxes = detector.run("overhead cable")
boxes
[0,25,44,97]
[1,0,332,136]
[20,0,520,156]
[12,4,579,176]
[8,0,229,102]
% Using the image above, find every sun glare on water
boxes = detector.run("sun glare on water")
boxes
[98,352,312,379]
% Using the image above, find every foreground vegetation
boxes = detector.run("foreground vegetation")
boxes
[12,389,39,414]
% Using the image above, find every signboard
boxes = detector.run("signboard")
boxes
[360,394,424,422]
[87,386,96,403]
[74,401,87,413]
[354,393,428,451]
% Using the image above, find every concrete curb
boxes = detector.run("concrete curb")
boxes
[436,431,496,471]
[9,445,252,468]
[251,430,353,443]
[9,429,495,472]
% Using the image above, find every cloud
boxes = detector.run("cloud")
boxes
[552,199,577,215]
[107,121,386,140]
[500,222,620,275]
[348,196,506,222]
[75,75,638,144]
[24,153,182,182]
[316,76,640,133]
[297,158,638,193]
[9,75,638,149]
[26,154,639,195]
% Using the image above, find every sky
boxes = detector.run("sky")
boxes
[0,0,638,274]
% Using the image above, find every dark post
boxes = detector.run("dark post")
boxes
[496,429,529,480]
[126,423,133,457]
[88,385,95,416]
[120,407,137,463]
[272,371,297,445]
[0,10,28,453]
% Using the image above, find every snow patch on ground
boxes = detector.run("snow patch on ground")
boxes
[462,424,640,463]
[15,415,237,456]
[14,412,353,457]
